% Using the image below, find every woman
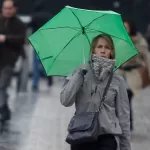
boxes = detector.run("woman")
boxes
[60,34,131,150]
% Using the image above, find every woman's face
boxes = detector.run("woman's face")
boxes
[93,38,112,59]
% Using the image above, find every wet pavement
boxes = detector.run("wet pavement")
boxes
[131,87,150,150]
[0,78,149,150]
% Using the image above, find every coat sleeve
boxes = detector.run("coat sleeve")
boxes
[5,20,26,46]
[116,76,131,150]
[139,45,150,77]
[60,68,84,107]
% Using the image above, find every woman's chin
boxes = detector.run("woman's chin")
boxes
[101,56,107,58]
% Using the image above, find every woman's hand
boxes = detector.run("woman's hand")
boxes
[79,64,88,75]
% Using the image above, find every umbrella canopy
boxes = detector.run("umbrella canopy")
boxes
[29,6,138,76]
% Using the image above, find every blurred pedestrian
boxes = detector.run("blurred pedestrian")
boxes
[118,19,150,131]
[145,24,150,50]
[61,34,131,150]
[0,0,26,130]
[29,0,53,92]
[16,47,28,93]
[121,19,150,95]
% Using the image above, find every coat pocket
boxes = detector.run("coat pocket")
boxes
[109,110,122,134]
[110,110,117,125]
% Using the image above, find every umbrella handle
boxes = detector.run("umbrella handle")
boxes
[82,69,87,75]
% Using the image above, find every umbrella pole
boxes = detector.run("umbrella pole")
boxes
[82,34,88,75]
[82,34,86,64]
[82,34,87,75]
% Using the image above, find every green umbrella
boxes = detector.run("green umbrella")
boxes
[29,6,138,76]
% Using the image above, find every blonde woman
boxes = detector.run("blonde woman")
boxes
[61,34,131,150]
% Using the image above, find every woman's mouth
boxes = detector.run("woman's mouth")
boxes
[101,56,106,58]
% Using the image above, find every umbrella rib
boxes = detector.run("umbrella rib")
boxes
[41,56,53,61]
[115,52,139,71]
[86,29,134,47]
[28,39,50,77]
[47,31,81,74]
[68,8,83,28]
[40,26,80,31]
[84,32,91,46]
[85,14,107,28]
[68,8,91,46]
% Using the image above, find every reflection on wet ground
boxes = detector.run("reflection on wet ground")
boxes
[0,80,149,150]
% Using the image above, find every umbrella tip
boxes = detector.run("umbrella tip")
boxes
[66,5,71,8]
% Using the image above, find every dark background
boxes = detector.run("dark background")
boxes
[0,0,150,33]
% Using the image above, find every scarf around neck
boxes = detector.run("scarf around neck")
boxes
[91,54,116,81]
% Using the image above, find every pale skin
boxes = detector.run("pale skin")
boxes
[0,35,6,43]
[0,0,16,43]
[124,22,130,34]
[93,38,112,59]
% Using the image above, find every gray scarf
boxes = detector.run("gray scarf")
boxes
[91,54,116,81]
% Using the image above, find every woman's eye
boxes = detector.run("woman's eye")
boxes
[105,46,110,50]
[97,45,103,48]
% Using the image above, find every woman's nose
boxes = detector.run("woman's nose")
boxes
[101,48,105,53]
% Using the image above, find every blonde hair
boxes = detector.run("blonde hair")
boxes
[90,34,115,59]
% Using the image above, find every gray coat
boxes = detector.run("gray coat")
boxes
[60,64,131,150]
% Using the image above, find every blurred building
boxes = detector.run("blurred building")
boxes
[0,0,149,33]
[0,0,149,74]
